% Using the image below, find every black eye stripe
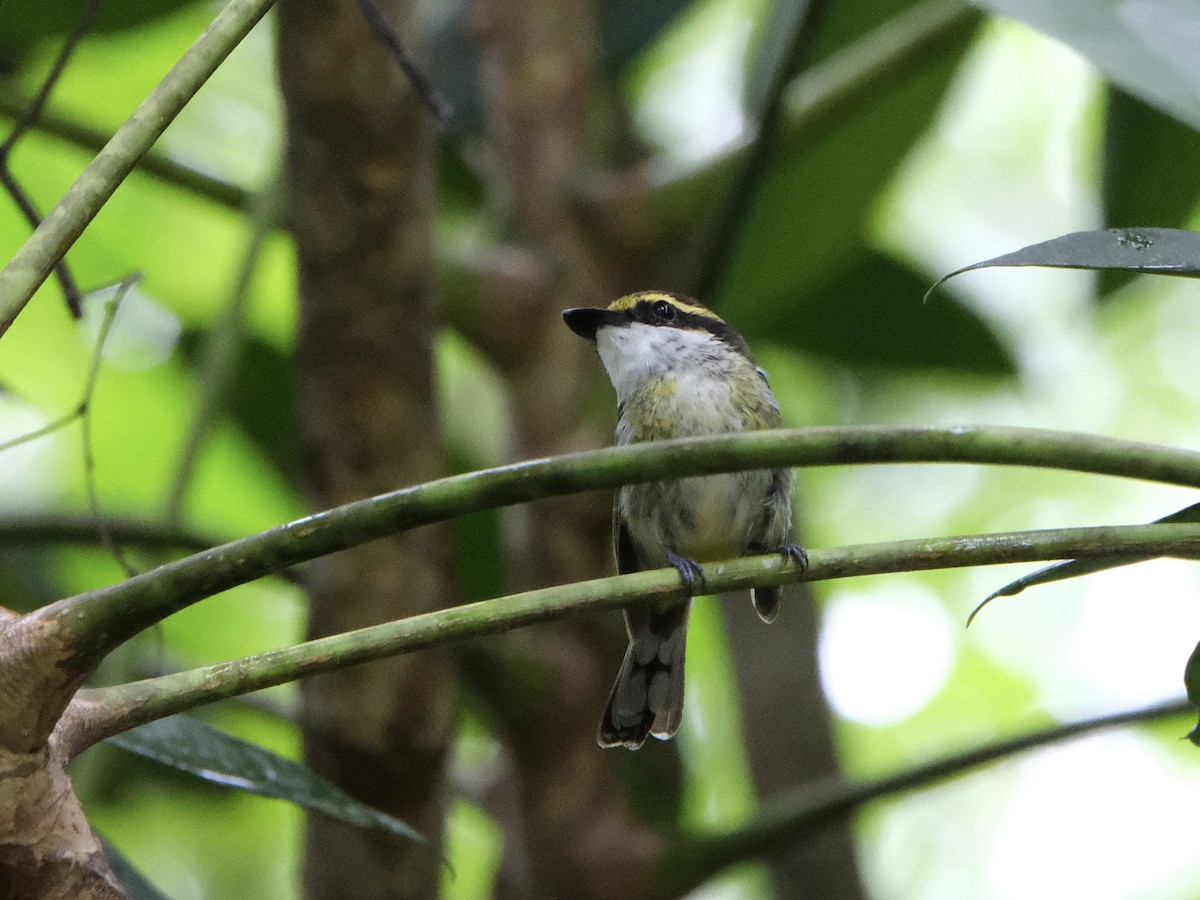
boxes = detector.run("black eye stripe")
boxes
[626,298,755,361]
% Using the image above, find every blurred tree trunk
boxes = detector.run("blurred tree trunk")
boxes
[464,0,684,897]
[723,583,866,898]
[277,1,456,898]
[276,0,863,895]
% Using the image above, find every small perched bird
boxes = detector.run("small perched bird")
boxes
[563,291,804,750]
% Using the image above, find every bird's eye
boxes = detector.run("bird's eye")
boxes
[652,300,675,321]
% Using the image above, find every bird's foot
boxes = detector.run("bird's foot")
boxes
[780,543,809,573]
[667,552,706,595]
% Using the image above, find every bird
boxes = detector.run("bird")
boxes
[562,290,804,749]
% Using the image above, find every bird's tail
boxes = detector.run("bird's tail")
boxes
[598,602,691,749]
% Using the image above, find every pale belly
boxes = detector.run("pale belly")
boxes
[620,468,771,565]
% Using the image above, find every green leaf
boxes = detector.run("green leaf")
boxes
[1100,89,1200,295]
[1186,639,1200,745]
[0,0,202,62]
[718,6,978,316]
[598,0,695,73]
[930,228,1200,298]
[99,835,171,900]
[107,717,425,843]
[179,331,299,484]
[970,502,1200,626]
[740,251,1015,375]
[977,0,1200,132]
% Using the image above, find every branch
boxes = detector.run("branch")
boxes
[16,423,1200,743]
[0,514,212,552]
[354,0,454,127]
[0,91,255,210]
[163,182,282,523]
[0,0,106,319]
[61,523,1200,754]
[0,0,276,339]
[655,697,1194,897]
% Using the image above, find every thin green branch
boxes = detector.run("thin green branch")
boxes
[62,522,1200,753]
[656,697,1194,898]
[34,425,1200,666]
[79,277,139,576]
[0,407,81,454]
[163,180,282,523]
[0,0,277,338]
[0,91,254,210]
[0,0,105,319]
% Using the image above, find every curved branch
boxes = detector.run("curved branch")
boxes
[39,425,1200,652]
[17,423,1200,744]
[61,522,1200,754]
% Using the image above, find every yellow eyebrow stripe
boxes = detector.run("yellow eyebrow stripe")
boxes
[606,290,724,322]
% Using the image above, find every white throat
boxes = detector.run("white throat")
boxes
[594,323,717,404]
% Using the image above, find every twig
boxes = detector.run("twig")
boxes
[355,0,455,128]
[163,180,282,523]
[0,90,254,209]
[0,512,213,552]
[694,0,828,298]
[38,424,1200,660]
[0,0,277,339]
[79,275,141,577]
[657,697,1195,896]
[0,0,106,317]
[61,534,1200,752]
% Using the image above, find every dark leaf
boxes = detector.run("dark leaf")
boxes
[598,0,695,73]
[1186,639,1200,745]
[107,717,424,843]
[718,10,978,317]
[930,228,1200,299]
[970,502,1200,626]
[0,0,201,65]
[741,251,1015,375]
[178,331,299,484]
[99,835,171,900]
[1100,89,1200,295]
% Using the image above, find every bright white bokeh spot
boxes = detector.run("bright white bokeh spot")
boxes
[80,283,181,371]
[819,585,957,725]
[987,733,1200,900]
[1066,559,1200,708]
[0,396,61,507]
[634,13,751,171]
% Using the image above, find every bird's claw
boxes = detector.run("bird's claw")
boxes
[667,552,706,595]
[780,543,808,573]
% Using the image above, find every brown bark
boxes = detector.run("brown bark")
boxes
[277,1,455,897]
[0,741,124,900]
